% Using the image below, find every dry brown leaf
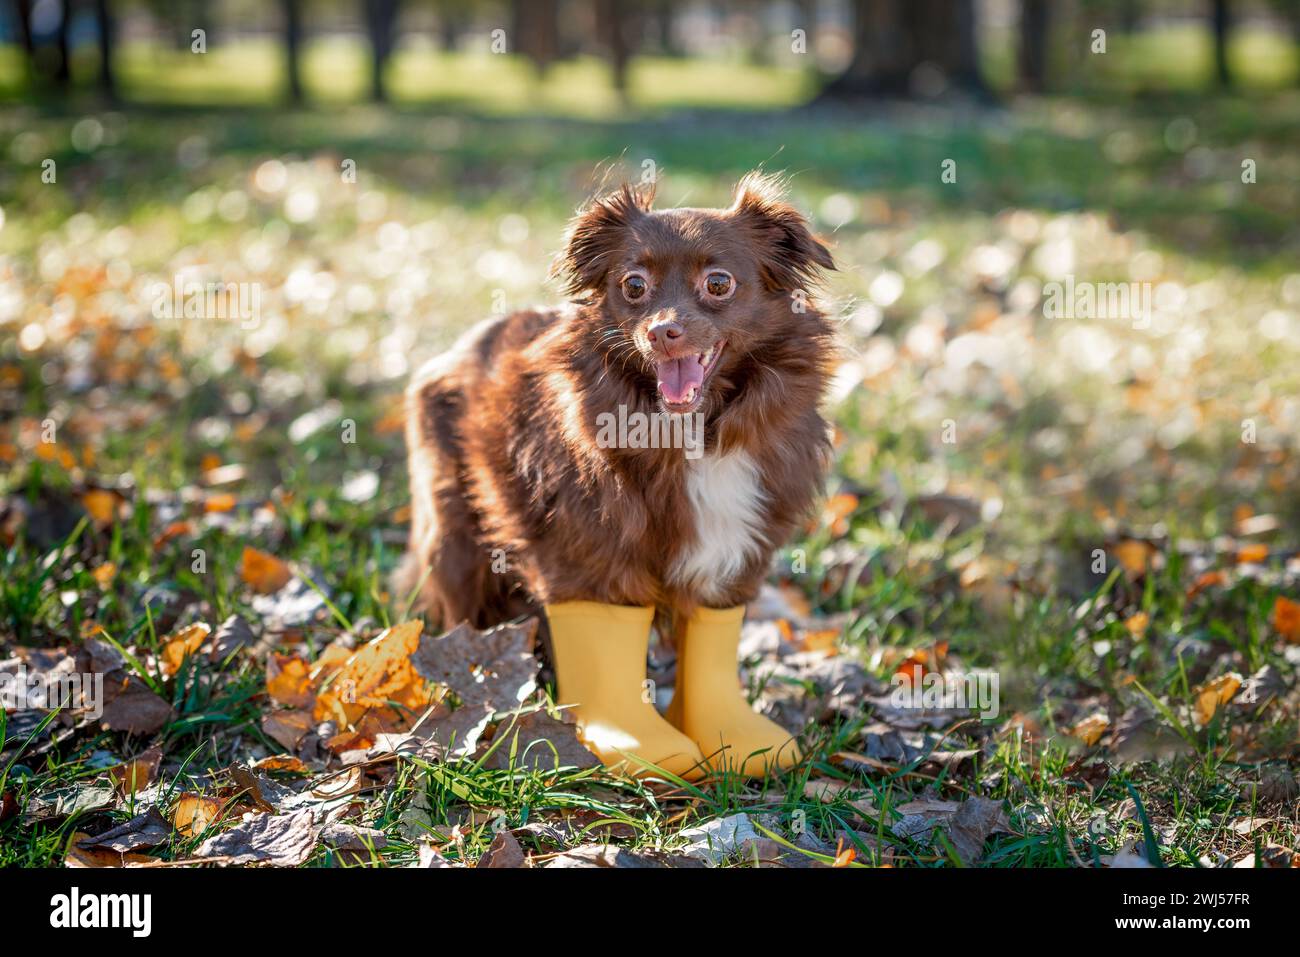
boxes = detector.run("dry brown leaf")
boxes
[100,676,173,735]
[65,831,154,868]
[194,808,318,866]
[110,747,162,797]
[76,809,171,853]
[262,709,314,752]
[476,829,526,868]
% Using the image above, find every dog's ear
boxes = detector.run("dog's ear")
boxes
[552,182,654,298]
[730,171,835,293]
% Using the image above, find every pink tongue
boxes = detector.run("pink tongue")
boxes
[656,356,704,404]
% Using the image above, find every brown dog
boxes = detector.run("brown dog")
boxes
[397,172,837,643]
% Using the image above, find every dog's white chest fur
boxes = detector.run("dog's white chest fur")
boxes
[669,450,767,602]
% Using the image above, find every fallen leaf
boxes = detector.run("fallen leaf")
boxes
[1186,570,1225,599]
[110,747,162,797]
[90,562,117,588]
[266,653,314,708]
[100,676,173,735]
[240,546,292,594]
[65,832,154,868]
[173,793,225,838]
[204,492,238,513]
[676,814,761,865]
[1236,543,1269,564]
[1270,596,1300,643]
[545,844,670,869]
[195,809,318,865]
[252,755,310,774]
[946,796,1011,866]
[1193,673,1242,726]
[1069,712,1110,747]
[483,709,600,772]
[1106,839,1155,868]
[1113,539,1155,576]
[160,622,211,676]
[21,782,116,823]
[82,489,120,526]
[76,809,171,853]
[262,709,314,752]
[1123,612,1149,636]
[477,829,526,868]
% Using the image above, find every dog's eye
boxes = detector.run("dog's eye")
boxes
[621,273,649,302]
[704,270,735,299]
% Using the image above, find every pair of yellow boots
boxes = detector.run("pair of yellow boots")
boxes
[545,602,800,779]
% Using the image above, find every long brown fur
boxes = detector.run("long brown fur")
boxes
[396,172,838,640]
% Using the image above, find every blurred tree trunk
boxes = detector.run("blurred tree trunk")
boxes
[364,0,401,102]
[54,1,70,86]
[1018,0,1049,92]
[512,0,560,76]
[820,0,986,99]
[282,0,304,103]
[94,0,116,101]
[11,0,33,54]
[437,0,466,51]
[594,0,631,94]
[647,0,678,56]
[10,0,33,86]
[1210,0,1231,87]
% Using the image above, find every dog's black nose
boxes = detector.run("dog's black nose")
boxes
[646,320,683,345]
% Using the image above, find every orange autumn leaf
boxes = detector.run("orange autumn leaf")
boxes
[1235,543,1269,564]
[161,622,211,676]
[152,519,194,550]
[1270,597,1300,643]
[1123,612,1149,636]
[110,747,162,797]
[252,755,309,774]
[314,620,432,725]
[82,489,119,525]
[200,452,222,473]
[90,562,117,588]
[798,628,840,655]
[240,546,292,594]
[832,839,857,868]
[1113,539,1155,577]
[204,492,238,513]
[172,793,225,838]
[1069,712,1110,747]
[1187,570,1226,599]
[266,653,315,708]
[1194,673,1242,726]
[822,492,859,536]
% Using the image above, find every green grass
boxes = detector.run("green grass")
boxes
[1,42,1298,868]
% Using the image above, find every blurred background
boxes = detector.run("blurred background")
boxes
[2,0,1299,664]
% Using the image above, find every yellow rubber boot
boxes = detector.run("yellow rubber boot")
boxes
[544,601,705,780]
[666,605,802,777]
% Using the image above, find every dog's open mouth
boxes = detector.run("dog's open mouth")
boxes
[655,340,725,414]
